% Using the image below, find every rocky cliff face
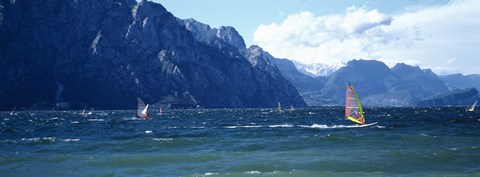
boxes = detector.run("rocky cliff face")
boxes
[0,0,306,110]
[177,18,306,107]
[1,0,139,109]
[391,63,449,98]
[177,18,246,50]
[269,58,325,92]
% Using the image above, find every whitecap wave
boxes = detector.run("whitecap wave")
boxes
[88,119,104,122]
[21,137,56,143]
[152,138,173,141]
[245,171,261,174]
[268,124,294,128]
[62,138,80,142]
[298,123,377,129]
[204,172,219,176]
[122,117,140,120]
[21,137,80,143]
[0,139,17,143]
[224,125,263,129]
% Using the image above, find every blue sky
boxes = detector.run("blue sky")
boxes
[153,0,480,75]
[154,0,446,46]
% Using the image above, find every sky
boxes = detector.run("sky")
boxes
[153,0,480,75]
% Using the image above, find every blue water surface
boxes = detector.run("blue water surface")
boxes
[1,107,479,176]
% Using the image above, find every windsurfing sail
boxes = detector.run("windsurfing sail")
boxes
[136,98,149,119]
[157,106,163,115]
[9,107,17,115]
[277,102,283,112]
[345,82,365,125]
[80,106,87,115]
[468,100,477,112]
[289,105,295,111]
[80,106,92,116]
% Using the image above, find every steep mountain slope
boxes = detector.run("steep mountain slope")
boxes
[391,63,449,98]
[0,0,305,110]
[318,59,403,105]
[177,18,306,107]
[269,58,325,92]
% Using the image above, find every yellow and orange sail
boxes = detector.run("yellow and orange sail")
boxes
[345,82,365,125]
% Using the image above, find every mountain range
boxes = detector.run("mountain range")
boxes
[292,62,343,77]
[0,0,478,110]
[0,0,306,110]
[279,59,479,107]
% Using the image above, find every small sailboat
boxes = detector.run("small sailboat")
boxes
[467,100,477,112]
[136,98,149,119]
[345,82,376,126]
[157,106,163,116]
[9,107,17,115]
[289,105,295,111]
[277,102,283,112]
[80,106,92,116]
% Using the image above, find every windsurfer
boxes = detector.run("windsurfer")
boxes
[354,111,360,118]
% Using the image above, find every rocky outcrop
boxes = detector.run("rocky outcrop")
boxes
[269,58,325,92]
[440,73,480,92]
[177,18,246,58]
[391,63,449,98]
[177,18,306,107]
[0,0,306,110]
[416,87,479,107]
[242,46,306,107]
[177,18,246,49]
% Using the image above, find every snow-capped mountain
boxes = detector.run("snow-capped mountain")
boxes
[292,61,345,77]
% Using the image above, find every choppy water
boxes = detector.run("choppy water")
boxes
[1,107,480,176]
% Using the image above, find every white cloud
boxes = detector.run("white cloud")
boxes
[446,58,456,65]
[253,0,480,74]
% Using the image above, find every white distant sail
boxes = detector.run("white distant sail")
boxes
[136,98,149,119]
[9,107,17,115]
[468,100,477,112]
[80,106,92,116]
[289,105,295,111]
[157,106,164,115]
[277,102,282,112]
[142,104,149,115]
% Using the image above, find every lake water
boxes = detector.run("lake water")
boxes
[1,107,480,176]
